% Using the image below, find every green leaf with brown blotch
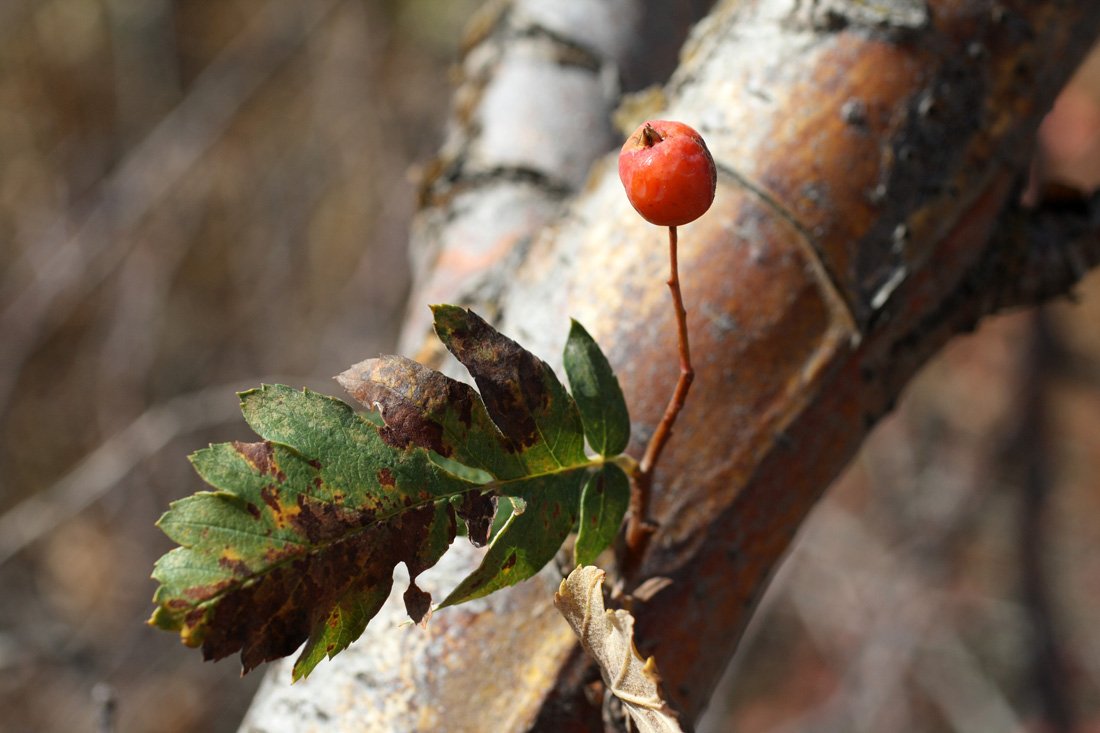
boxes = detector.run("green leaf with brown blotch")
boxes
[338,353,526,481]
[574,463,631,568]
[431,304,588,475]
[151,306,632,679]
[149,385,493,681]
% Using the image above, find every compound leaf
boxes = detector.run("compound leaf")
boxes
[149,386,491,681]
[150,307,631,679]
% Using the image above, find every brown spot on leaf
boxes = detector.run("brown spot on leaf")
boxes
[285,490,384,548]
[377,468,396,487]
[292,493,343,545]
[246,503,261,520]
[403,582,432,626]
[380,416,448,457]
[182,579,233,603]
[454,492,496,548]
[339,356,452,456]
[263,542,298,564]
[260,485,280,514]
[218,556,251,577]
[234,441,287,482]
[184,606,208,634]
[260,485,304,531]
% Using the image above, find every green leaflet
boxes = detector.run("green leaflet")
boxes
[574,463,631,568]
[439,469,587,607]
[563,320,631,457]
[150,306,632,679]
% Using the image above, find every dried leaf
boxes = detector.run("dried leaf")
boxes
[554,566,686,733]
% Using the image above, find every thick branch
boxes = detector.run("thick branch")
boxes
[241,1,1100,731]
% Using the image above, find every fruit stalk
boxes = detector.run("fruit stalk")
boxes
[624,225,694,570]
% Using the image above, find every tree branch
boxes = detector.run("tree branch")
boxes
[240,1,1100,730]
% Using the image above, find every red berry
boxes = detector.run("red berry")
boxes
[618,120,717,227]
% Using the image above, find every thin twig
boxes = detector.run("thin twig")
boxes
[92,683,117,733]
[0,0,341,421]
[624,225,695,573]
[0,376,316,567]
[1014,310,1074,732]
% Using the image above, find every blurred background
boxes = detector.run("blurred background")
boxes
[0,2,1098,732]
[700,49,1100,733]
[0,1,481,731]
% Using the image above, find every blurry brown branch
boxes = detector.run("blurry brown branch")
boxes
[242,1,1100,731]
[785,504,1024,732]
[1008,311,1074,731]
[0,0,339,420]
[0,376,321,568]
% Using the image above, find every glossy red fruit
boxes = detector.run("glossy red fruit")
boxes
[618,120,717,227]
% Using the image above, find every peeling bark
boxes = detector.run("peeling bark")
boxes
[240,0,1100,730]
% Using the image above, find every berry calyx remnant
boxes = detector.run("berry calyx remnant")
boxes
[617,120,717,227]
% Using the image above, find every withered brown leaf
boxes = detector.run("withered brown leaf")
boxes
[554,566,686,733]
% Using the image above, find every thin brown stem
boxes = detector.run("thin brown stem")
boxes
[623,225,694,575]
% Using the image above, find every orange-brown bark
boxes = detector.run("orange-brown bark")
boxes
[488,0,1100,725]
[242,1,1100,730]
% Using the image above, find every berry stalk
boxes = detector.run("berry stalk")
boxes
[624,225,694,564]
